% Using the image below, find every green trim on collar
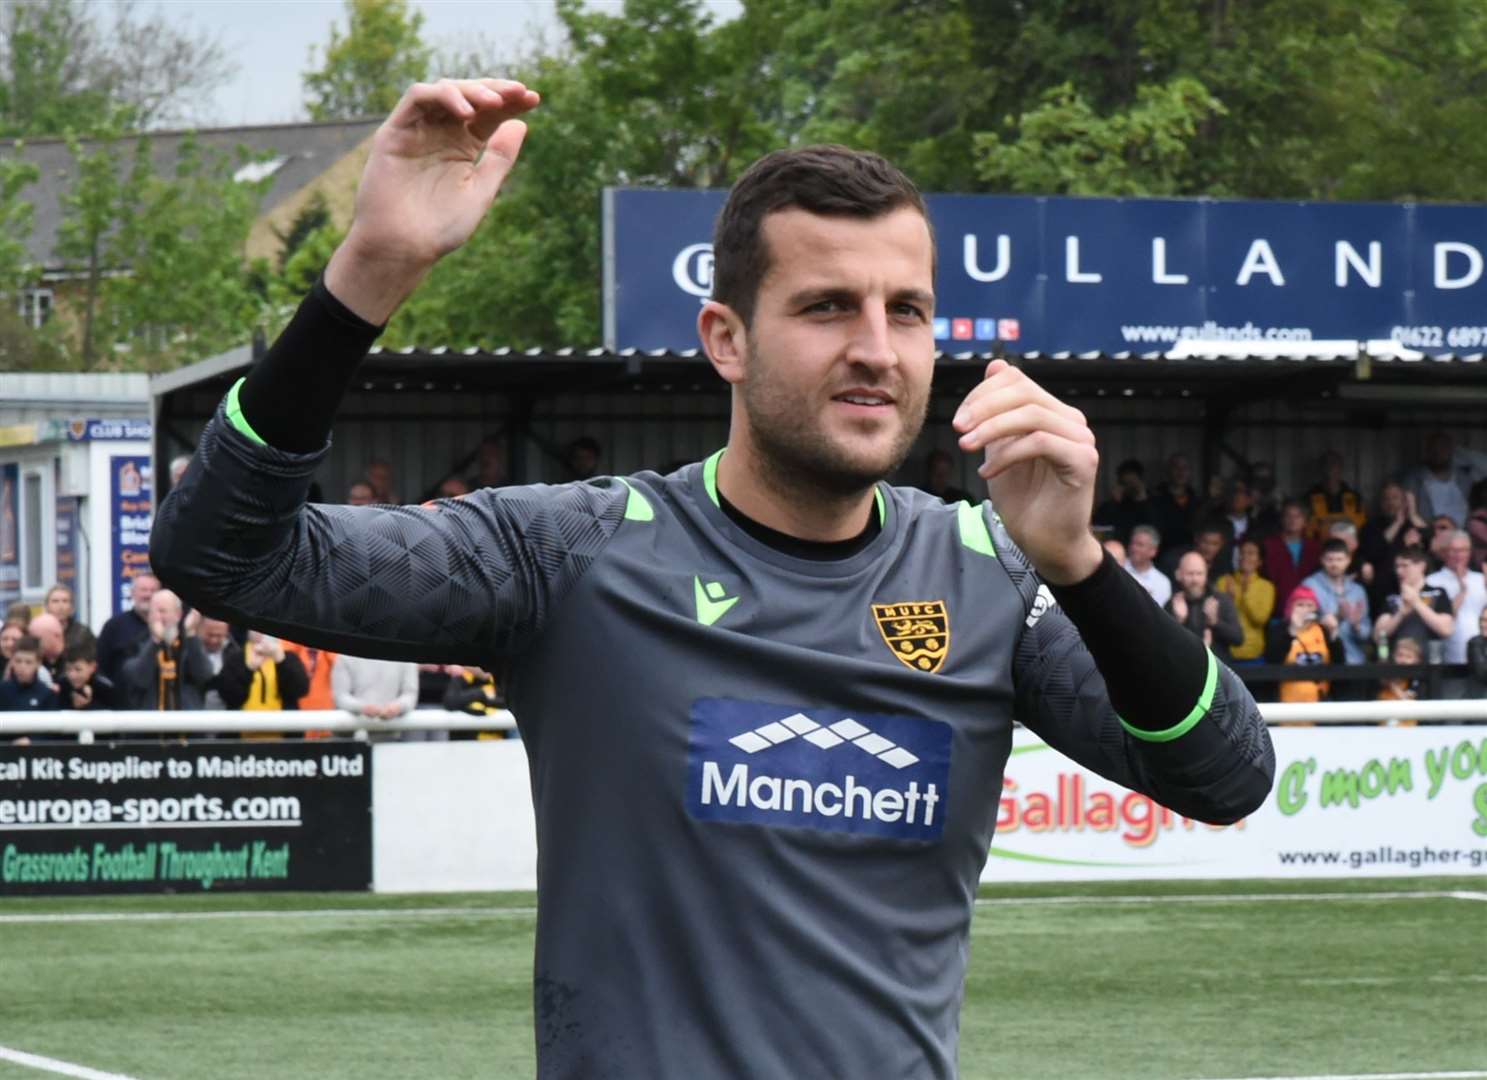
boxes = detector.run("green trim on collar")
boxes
[224,377,266,447]
[1118,649,1219,743]
[873,486,887,527]
[703,449,724,507]
[617,477,655,522]
[957,500,996,558]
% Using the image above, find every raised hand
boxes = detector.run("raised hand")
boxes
[953,360,1101,584]
[326,77,541,324]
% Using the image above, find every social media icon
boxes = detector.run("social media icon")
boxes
[932,317,950,340]
[951,318,973,340]
[998,318,1021,341]
[974,318,997,340]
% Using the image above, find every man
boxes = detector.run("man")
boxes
[364,458,398,504]
[1404,431,1487,528]
[1165,551,1242,664]
[1121,524,1172,607]
[920,447,972,504]
[120,589,213,713]
[0,636,59,712]
[563,436,602,481]
[1425,530,1487,694]
[95,571,158,687]
[1092,458,1155,543]
[1247,461,1283,538]
[1262,500,1321,607]
[26,612,67,685]
[1306,450,1365,540]
[1150,452,1199,554]
[44,584,94,653]
[195,616,238,712]
[1374,548,1454,655]
[346,480,376,505]
[1193,519,1234,576]
[151,79,1271,1079]
[1301,539,1372,699]
[57,641,116,711]
[332,653,419,742]
[1221,479,1256,555]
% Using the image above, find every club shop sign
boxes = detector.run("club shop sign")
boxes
[603,189,1487,355]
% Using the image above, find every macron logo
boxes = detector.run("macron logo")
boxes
[687,699,952,841]
[727,713,921,770]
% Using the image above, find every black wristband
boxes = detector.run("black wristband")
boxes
[237,276,384,454]
[1047,551,1210,731]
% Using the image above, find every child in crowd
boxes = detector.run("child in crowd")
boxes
[0,636,59,712]
[58,641,116,711]
[1377,636,1423,726]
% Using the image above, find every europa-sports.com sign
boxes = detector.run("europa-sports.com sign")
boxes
[988,726,1487,882]
[603,189,1487,356]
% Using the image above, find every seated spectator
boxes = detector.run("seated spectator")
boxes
[1306,450,1366,539]
[1216,538,1275,663]
[1247,461,1283,538]
[1262,500,1321,606]
[333,654,420,742]
[44,584,94,654]
[1468,609,1487,699]
[1093,459,1155,544]
[58,641,117,711]
[1376,636,1423,725]
[1404,430,1487,529]
[96,572,158,688]
[1165,552,1242,663]
[1374,548,1454,656]
[346,481,376,506]
[1426,529,1486,697]
[364,458,398,504]
[26,612,67,686]
[1150,453,1200,555]
[920,448,972,504]
[565,436,603,481]
[120,589,213,713]
[1302,539,1373,666]
[0,636,59,712]
[1266,585,1336,703]
[1121,525,1171,607]
[1467,478,1487,569]
[221,632,309,736]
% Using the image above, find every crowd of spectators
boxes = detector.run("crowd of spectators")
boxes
[1091,433,1487,705]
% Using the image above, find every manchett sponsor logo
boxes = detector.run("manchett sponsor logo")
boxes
[687,699,952,841]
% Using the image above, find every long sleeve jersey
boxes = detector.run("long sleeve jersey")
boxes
[150,287,1273,1080]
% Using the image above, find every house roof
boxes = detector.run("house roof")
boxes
[3,119,378,271]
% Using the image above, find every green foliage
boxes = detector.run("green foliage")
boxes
[0,153,39,293]
[274,192,334,274]
[304,0,433,121]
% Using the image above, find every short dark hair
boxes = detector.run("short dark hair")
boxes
[1320,538,1350,558]
[13,634,39,656]
[1115,458,1145,479]
[65,641,96,666]
[1397,546,1429,566]
[711,145,931,326]
[568,436,601,458]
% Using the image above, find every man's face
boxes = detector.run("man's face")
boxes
[130,574,159,617]
[1329,526,1358,554]
[1395,557,1424,587]
[45,589,72,621]
[1176,554,1208,597]
[65,658,95,689]
[9,651,38,683]
[347,483,375,506]
[199,619,229,653]
[148,591,182,630]
[1426,432,1453,470]
[366,462,393,497]
[1128,531,1157,566]
[1322,551,1350,578]
[1380,484,1404,516]
[1198,531,1226,564]
[734,207,935,495]
[0,625,18,658]
[30,616,63,661]
[1228,484,1251,515]
[1167,455,1191,488]
[1282,505,1307,536]
[1445,537,1472,573]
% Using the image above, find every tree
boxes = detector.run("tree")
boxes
[54,129,124,368]
[0,0,235,135]
[0,154,39,294]
[303,0,433,121]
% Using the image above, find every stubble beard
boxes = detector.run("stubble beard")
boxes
[741,342,929,501]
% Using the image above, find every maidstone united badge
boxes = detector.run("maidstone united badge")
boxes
[873,601,950,673]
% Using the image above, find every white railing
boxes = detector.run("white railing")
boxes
[2,702,1484,740]
[0,708,517,739]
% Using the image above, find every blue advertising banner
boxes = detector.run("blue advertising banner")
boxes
[604,189,1487,355]
[65,418,152,442]
[109,455,152,616]
[0,463,17,606]
[55,495,80,602]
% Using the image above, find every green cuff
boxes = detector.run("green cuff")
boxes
[1118,648,1218,743]
[224,377,266,447]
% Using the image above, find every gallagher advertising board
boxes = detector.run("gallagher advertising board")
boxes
[604,189,1487,356]
[987,726,1487,881]
[0,743,371,895]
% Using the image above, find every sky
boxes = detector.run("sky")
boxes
[174,1,740,129]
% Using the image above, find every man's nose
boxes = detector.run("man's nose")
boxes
[844,308,896,369]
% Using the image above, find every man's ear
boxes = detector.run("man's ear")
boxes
[698,300,747,386]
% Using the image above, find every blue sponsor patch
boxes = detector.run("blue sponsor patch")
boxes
[686,698,952,841]
[932,316,950,340]
[974,317,997,340]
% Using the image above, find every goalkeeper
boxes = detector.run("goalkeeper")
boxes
[153,79,1273,1079]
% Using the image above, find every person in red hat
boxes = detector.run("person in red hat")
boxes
[1266,584,1336,704]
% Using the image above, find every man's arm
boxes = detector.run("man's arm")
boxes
[1417,594,1455,639]
[1211,593,1244,648]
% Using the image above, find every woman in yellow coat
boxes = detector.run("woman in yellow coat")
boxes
[1216,537,1276,662]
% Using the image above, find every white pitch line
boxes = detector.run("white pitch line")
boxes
[0,889,1478,926]
[1198,1071,1487,1080]
[0,1044,141,1080]
[1449,890,1487,902]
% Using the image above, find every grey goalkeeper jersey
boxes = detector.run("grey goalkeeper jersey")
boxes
[153,408,1273,1079]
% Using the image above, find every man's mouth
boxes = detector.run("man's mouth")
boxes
[832,389,895,408]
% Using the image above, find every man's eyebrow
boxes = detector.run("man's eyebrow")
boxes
[784,286,854,308]
[892,288,935,307]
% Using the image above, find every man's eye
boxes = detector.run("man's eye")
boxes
[892,303,926,321]
[806,299,844,314]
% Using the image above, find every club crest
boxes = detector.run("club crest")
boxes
[872,600,950,673]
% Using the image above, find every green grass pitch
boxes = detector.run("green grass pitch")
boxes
[2,877,1483,1079]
